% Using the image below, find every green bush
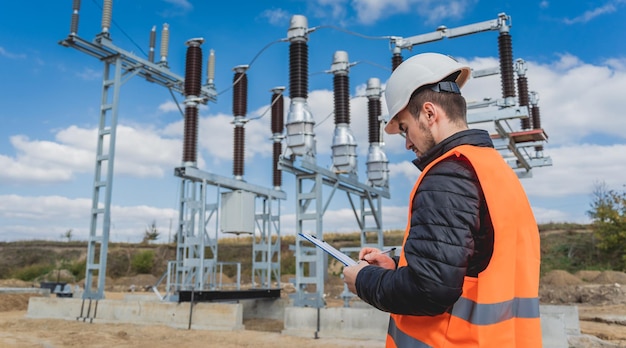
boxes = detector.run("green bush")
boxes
[69,260,86,280]
[11,264,54,281]
[131,250,155,274]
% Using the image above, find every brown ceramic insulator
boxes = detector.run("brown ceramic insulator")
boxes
[233,71,248,116]
[368,99,381,144]
[233,126,245,177]
[392,53,403,72]
[289,41,308,99]
[273,142,282,188]
[333,74,349,125]
[498,32,516,99]
[184,45,202,97]
[271,92,284,134]
[70,0,80,36]
[182,106,198,163]
[517,76,531,129]
[532,105,542,130]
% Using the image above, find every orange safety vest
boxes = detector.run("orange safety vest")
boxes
[387,145,542,348]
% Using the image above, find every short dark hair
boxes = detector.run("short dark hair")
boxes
[407,85,467,125]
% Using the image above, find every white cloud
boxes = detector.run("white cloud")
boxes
[260,8,291,26]
[0,46,26,59]
[563,2,620,24]
[76,67,101,81]
[351,0,474,25]
[0,194,177,242]
[163,0,192,11]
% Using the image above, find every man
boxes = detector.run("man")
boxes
[343,52,542,347]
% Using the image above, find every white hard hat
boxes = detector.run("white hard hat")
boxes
[384,52,471,134]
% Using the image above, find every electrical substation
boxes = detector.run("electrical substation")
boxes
[26,0,563,342]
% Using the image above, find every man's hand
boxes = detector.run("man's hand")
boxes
[344,247,397,295]
[342,260,370,294]
[359,247,396,269]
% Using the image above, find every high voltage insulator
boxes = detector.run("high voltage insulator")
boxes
[333,74,349,125]
[160,24,169,65]
[70,0,80,37]
[184,45,202,97]
[515,59,531,130]
[232,65,249,180]
[181,39,204,166]
[271,87,285,189]
[284,15,315,157]
[330,51,357,174]
[101,0,112,34]
[365,78,389,187]
[289,42,309,99]
[233,67,248,117]
[182,107,198,165]
[391,47,403,71]
[148,26,156,63]
[498,31,516,102]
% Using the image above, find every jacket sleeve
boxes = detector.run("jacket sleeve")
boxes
[355,156,481,315]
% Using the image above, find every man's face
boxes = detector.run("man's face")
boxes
[395,108,436,159]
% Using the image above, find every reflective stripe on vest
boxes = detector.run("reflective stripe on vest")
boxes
[451,296,540,325]
[388,317,432,348]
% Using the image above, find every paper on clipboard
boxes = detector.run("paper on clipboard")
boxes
[298,232,357,266]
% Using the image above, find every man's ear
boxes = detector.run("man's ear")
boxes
[422,102,437,125]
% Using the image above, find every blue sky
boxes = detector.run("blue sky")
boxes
[1,0,625,242]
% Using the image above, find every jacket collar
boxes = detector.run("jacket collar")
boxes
[412,129,494,171]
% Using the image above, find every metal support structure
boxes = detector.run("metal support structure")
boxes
[82,55,122,300]
[162,166,286,301]
[59,32,216,300]
[252,196,282,288]
[278,157,389,307]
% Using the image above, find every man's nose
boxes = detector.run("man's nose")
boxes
[405,136,412,150]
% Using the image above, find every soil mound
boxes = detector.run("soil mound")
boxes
[575,270,601,282]
[592,271,626,284]
[541,270,584,287]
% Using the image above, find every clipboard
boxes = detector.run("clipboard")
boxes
[298,232,357,266]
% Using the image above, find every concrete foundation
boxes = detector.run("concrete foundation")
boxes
[27,297,243,331]
[24,294,590,346]
[282,306,388,340]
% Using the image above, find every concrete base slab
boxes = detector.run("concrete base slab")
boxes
[282,306,388,341]
[27,297,243,331]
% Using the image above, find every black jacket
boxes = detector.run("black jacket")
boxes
[355,129,495,316]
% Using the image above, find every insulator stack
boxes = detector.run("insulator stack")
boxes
[185,45,202,97]
[365,78,389,187]
[233,68,248,117]
[368,93,381,144]
[330,51,357,174]
[232,65,249,180]
[515,59,531,129]
[160,24,169,65]
[233,126,245,178]
[530,91,543,152]
[284,15,315,158]
[498,30,516,105]
[207,49,215,86]
[70,0,80,37]
[271,89,285,134]
[181,39,204,166]
[391,47,403,71]
[271,87,285,189]
[101,0,112,34]
[148,26,156,63]
[333,75,349,124]
[182,107,198,165]
[289,42,309,99]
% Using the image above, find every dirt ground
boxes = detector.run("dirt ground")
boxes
[2,270,626,347]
